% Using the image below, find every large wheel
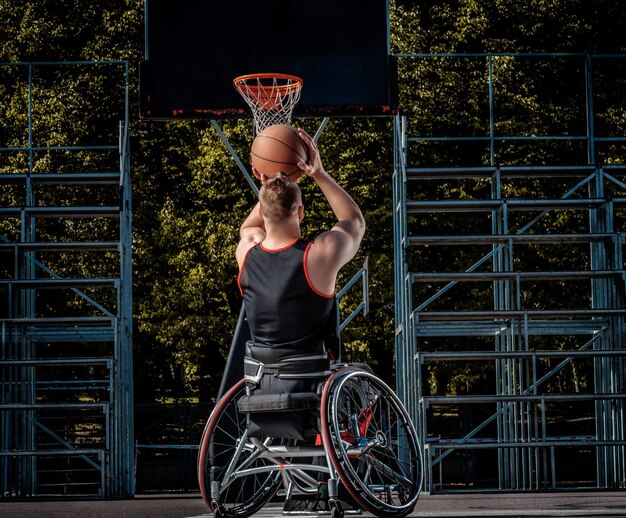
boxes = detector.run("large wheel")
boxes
[197,379,283,517]
[321,370,423,518]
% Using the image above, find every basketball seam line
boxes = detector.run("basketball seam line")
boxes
[252,134,306,162]
[250,151,301,166]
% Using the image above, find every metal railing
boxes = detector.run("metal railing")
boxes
[0,61,132,498]
[393,53,626,492]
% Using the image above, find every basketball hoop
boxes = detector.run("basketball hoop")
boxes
[233,73,303,133]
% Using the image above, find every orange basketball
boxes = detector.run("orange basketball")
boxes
[250,124,308,179]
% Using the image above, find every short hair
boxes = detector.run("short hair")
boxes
[259,173,302,223]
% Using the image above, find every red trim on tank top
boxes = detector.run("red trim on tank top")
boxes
[259,237,300,253]
[237,246,255,296]
[303,242,335,299]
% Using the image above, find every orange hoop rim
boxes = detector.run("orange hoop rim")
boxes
[233,73,304,130]
[233,72,304,94]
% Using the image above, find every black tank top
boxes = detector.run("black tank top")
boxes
[238,238,335,360]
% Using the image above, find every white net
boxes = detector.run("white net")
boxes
[233,74,303,133]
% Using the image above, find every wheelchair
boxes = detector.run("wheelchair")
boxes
[197,360,423,518]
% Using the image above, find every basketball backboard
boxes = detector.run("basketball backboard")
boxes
[139,0,397,120]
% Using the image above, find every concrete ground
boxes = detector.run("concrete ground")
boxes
[2,491,626,518]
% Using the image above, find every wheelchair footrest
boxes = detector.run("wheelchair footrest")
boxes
[283,495,362,516]
[284,494,329,514]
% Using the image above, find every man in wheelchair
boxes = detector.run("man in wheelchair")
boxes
[198,129,422,518]
[235,127,365,445]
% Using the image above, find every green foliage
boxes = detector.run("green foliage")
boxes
[392,0,626,54]
[0,0,143,62]
[132,121,253,400]
[2,1,626,404]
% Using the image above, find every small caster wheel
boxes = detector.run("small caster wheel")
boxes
[211,500,225,518]
[331,502,344,518]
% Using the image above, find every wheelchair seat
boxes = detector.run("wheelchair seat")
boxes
[238,351,330,440]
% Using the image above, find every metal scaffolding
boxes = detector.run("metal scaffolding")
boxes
[394,54,626,491]
[0,61,133,497]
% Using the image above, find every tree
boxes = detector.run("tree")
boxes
[2,0,625,405]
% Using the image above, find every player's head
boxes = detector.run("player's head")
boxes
[259,172,303,224]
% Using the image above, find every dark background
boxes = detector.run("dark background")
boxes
[140,0,396,118]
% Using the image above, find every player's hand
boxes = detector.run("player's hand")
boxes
[296,129,325,177]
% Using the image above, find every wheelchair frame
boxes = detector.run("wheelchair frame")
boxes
[198,367,423,518]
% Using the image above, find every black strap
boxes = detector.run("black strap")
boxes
[264,360,329,376]
[244,354,329,383]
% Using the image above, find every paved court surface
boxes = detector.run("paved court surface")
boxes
[2,491,626,517]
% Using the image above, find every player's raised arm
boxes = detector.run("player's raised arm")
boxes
[297,129,365,294]
[236,202,266,269]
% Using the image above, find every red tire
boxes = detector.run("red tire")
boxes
[197,379,282,517]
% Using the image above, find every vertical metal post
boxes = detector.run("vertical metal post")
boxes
[589,167,608,487]
[584,54,596,166]
[394,114,426,483]
[488,56,495,166]
[541,398,548,488]
[609,182,626,485]
[118,110,134,496]
[0,331,3,495]
[492,168,503,488]
[404,119,418,427]
[23,62,36,497]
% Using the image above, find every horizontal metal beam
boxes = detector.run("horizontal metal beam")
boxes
[409,135,593,143]
[414,322,610,336]
[0,278,118,288]
[410,270,626,282]
[0,449,105,457]
[409,233,621,245]
[0,207,120,218]
[424,393,626,404]
[406,165,598,180]
[406,169,626,181]
[1,279,117,289]
[413,309,626,320]
[407,165,626,182]
[0,145,117,152]
[135,444,198,450]
[1,317,115,326]
[0,242,119,251]
[428,440,626,450]
[416,350,626,362]
[0,402,108,410]
[22,326,116,342]
[0,358,112,367]
[0,59,127,65]
[407,198,614,213]
[0,173,120,184]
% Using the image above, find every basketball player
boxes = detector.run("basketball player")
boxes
[236,129,364,510]
[236,128,365,364]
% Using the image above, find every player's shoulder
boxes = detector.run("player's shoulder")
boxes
[236,231,264,268]
[307,230,344,261]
